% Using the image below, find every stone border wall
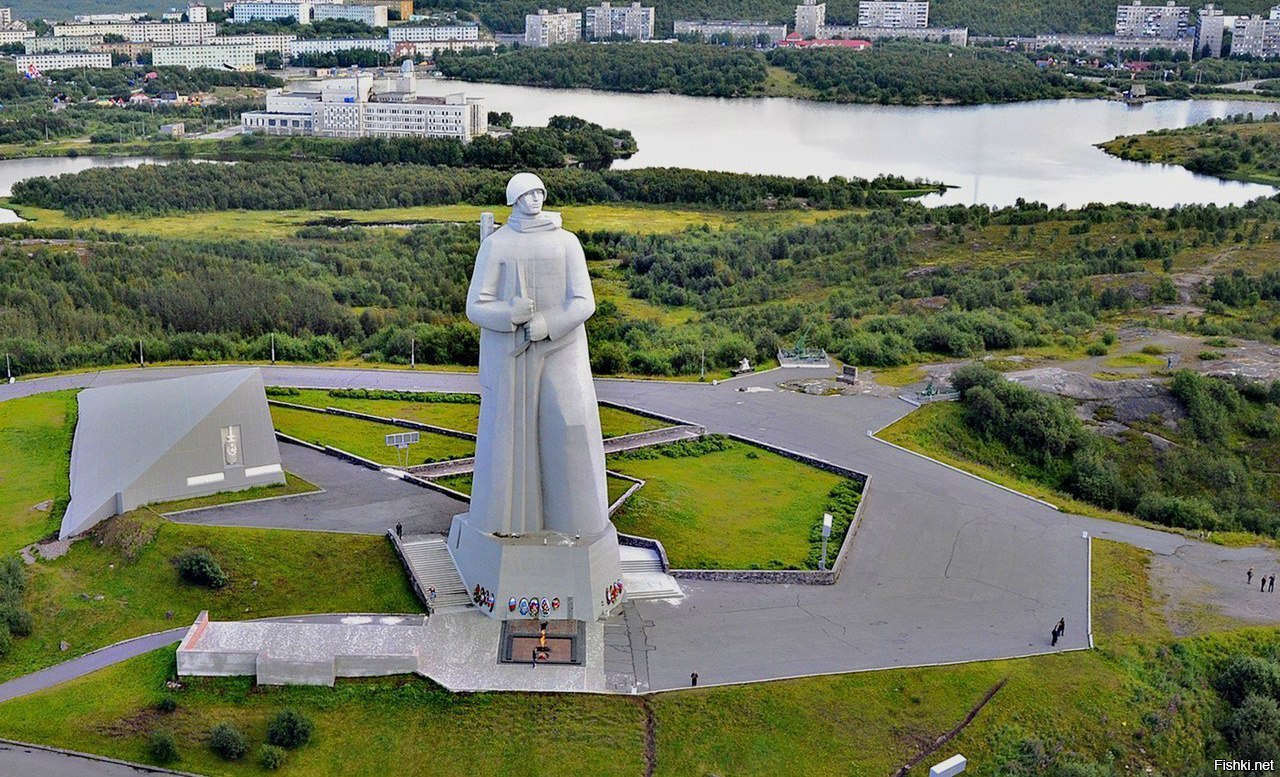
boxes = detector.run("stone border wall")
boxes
[617,531,673,571]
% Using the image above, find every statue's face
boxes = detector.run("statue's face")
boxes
[516,189,545,216]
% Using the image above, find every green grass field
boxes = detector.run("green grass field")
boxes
[269,405,475,465]
[275,389,668,439]
[149,473,320,514]
[0,540,1251,776]
[3,510,419,684]
[0,391,76,555]
[608,440,846,569]
[4,201,852,240]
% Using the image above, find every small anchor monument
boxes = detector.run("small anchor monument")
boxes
[447,173,625,623]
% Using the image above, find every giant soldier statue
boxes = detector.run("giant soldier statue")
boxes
[447,173,624,622]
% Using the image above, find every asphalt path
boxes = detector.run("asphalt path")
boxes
[3,365,1277,693]
[164,442,465,535]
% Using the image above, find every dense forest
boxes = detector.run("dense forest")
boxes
[768,42,1100,104]
[9,161,918,216]
[438,42,1095,105]
[437,44,768,98]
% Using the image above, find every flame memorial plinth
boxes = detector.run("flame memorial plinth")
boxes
[447,173,624,623]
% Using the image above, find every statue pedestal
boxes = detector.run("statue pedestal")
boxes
[447,513,624,622]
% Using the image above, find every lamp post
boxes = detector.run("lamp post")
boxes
[270,332,275,365]
[4,352,10,383]
[820,512,833,571]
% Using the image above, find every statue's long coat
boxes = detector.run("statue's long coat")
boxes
[464,216,610,537]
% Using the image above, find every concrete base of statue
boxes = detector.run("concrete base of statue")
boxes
[447,513,625,622]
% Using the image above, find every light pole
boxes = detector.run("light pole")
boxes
[4,352,10,383]
[819,512,833,570]
[270,333,276,364]
[410,335,415,369]
[138,338,144,367]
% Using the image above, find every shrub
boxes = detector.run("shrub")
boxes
[0,605,32,637]
[259,744,287,770]
[267,709,314,749]
[1224,694,1280,749]
[148,730,179,764]
[1216,655,1280,707]
[210,722,247,760]
[175,548,227,589]
[1135,492,1220,530]
[1085,342,1108,357]
[157,696,177,713]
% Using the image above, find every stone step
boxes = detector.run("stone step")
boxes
[620,560,665,573]
[398,538,472,612]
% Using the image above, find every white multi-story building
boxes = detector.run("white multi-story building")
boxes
[1232,14,1280,59]
[73,13,145,23]
[1198,3,1225,58]
[313,3,388,27]
[388,23,480,42]
[1033,31,1194,55]
[188,3,209,23]
[857,1,928,28]
[673,19,788,43]
[25,35,100,53]
[242,66,488,141]
[583,2,654,40]
[153,42,256,69]
[0,8,10,28]
[524,8,581,47]
[824,24,966,44]
[0,28,34,44]
[232,1,314,24]
[290,36,392,56]
[795,0,826,38]
[1114,1,1189,39]
[52,22,217,45]
[212,33,296,55]
[15,52,112,72]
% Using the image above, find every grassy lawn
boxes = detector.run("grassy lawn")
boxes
[0,536,1252,776]
[150,473,320,514]
[0,391,76,554]
[3,510,419,684]
[1101,352,1164,369]
[269,406,474,465]
[877,402,1134,522]
[5,201,853,240]
[274,389,668,439]
[608,439,848,569]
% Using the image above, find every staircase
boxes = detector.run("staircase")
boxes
[619,546,683,602]
[398,536,472,612]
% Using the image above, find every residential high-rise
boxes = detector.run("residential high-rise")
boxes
[583,2,654,41]
[1232,14,1280,59]
[1114,1,1189,39]
[231,1,314,24]
[187,3,208,23]
[795,0,826,38]
[524,8,582,47]
[313,3,389,27]
[1198,3,1225,57]
[857,1,928,29]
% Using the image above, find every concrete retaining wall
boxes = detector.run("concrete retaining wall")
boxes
[257,655,336,686]
[617,531,672,571]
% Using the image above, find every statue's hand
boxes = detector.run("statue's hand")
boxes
[510,296,535,325]
[526,314,549,342]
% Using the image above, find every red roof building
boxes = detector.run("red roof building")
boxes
[777,32,872,49]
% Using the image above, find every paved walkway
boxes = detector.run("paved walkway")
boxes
[164,443,465,535]
[4,365,1279,694]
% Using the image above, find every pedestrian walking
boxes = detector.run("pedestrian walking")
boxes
[1056,618,1065,637]
[428,585,436,603]
[395,522,402,538]
[1263,575,1267,592]
[1249,567,1255,585]
[1269,575,1275,593]
[1051,627,1059,646]
[532,649,538,669]
[690,672,699,687]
